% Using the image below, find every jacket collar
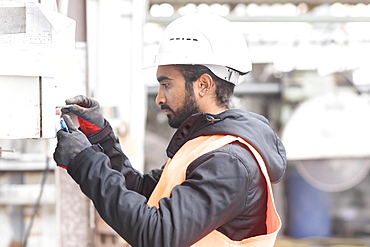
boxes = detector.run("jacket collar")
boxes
[166,112,221,158]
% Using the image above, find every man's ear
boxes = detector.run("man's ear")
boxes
[196,74,213,97]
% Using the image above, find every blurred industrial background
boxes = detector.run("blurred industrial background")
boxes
[1,0,370,246]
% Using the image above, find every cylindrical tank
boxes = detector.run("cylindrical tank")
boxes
[286,168,331,238]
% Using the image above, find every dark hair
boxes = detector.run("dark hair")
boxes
[173,64,235,109]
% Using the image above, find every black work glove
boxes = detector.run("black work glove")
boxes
[54,115,92,169]
[62,95,105,136]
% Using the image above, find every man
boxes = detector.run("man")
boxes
[54,13,286,247]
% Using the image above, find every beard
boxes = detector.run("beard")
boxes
[161,90,200,129]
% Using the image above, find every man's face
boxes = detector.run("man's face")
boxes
[156,65,200,128]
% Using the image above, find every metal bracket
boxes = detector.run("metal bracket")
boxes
[0,147,15,157]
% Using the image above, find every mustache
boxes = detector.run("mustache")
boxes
[161,105,173,111]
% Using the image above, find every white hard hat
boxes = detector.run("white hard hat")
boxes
[151,13,252,85]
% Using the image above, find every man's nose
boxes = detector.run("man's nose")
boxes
[155,89,165,106]
[155,87,166,106]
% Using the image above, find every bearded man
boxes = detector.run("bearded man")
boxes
[54,13,286,247]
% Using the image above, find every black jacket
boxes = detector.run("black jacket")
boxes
[67,109,286,247]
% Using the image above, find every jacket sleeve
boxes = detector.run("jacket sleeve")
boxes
[87,121,161,199]
[67,144,252,247]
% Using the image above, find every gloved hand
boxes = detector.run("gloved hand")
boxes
[62,95,105,136]
[54,115,92,169]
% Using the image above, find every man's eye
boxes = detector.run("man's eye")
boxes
[161,83,169,88]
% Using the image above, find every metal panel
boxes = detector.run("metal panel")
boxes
[41,77,58,139]
[0,76,41,139]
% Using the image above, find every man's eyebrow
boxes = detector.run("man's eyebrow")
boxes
[157,76,172,82]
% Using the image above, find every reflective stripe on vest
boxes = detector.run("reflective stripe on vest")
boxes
[147,135,281,247]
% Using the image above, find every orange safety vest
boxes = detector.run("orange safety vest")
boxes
[147,135,281,247]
